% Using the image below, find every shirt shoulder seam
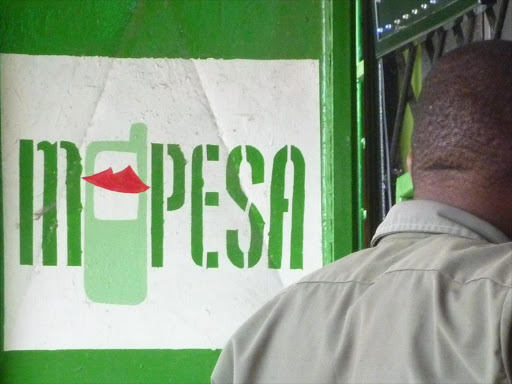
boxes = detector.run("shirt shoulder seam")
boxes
[296,268,512,289]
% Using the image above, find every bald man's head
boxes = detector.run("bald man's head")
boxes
[412,40,512,193]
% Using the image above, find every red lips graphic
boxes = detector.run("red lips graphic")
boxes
[83,166,150,194]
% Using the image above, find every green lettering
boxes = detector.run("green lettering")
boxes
[226,146,265,268]
[191,145,220,268]
[19,140,34,265]
[152,144,187,267]
[37,141,58,266]
[268,146,306,269]
[60,141,82,266]
[290,146,305,269]
[151,143,164,267]
[191,146,204,267]
[166,144,186,211]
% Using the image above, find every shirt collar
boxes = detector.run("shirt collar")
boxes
[371,200,511,247]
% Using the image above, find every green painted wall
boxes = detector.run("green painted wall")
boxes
[1,0,321,59]
[0,1,361,382]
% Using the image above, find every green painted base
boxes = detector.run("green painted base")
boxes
[0,350,221,384]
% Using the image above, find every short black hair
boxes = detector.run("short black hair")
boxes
[412,40,512,188]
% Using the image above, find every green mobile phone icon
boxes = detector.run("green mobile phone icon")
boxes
[84,124,148,305]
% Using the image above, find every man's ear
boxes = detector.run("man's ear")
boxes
[407,153,413,178]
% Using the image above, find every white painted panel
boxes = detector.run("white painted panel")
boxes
[1,54,322,350]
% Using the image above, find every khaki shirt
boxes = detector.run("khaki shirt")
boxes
[212,200,512,384]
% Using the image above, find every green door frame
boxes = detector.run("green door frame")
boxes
[322,0,365,263]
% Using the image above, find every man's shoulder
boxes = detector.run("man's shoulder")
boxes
[222,248,379,346]
[292,234,426,289]
[283,234,512,300]
[211,250,377,383]
[391,235,512,289]
[212,235,512,383]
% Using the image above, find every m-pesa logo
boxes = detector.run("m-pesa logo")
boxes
[18,124,306,305]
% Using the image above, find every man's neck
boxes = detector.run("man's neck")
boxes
[415,188,512,240]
